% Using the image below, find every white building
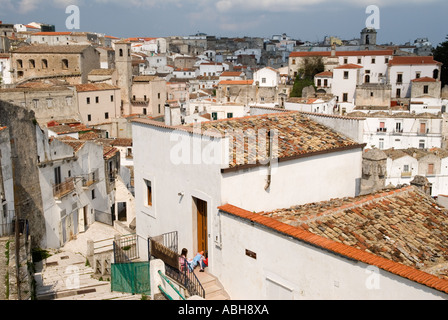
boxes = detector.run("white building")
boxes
[348,111,443,151]
[0,54,12,85]
[198,62,228,77]
[332,63,363,112]
[388,56,442,99]
[132,111,365,269]
[36,128,110,248]
[253,67,280,87]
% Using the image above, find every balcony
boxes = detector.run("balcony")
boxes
[81,169,99,188]
[393,129,404,135]
[377,128,387,133]
[417,129,430,136]
[401,171,412,178]
[53,178,75,199]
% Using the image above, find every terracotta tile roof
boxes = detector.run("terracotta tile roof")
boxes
[315,71,333,77]
[290,50,394,58]
[133,75,160,82]
[103,145,119,160]
[75,83,120,92]
[218,80,253,85]
[197,112,364,169]
[220,71,244,77]
[219,186,448,294]
[33,32,71,36]
[412,77,437,82]
[389,56,441,66]
[88,69,116,76]
[55,138,86,152]
[335,64,363,69]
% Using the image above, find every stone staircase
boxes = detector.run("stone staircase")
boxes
[35,250,142,300]
[193,268,230,300]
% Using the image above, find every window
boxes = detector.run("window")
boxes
[143,108,147,115]
[47,98,53,107]
[379,138,384,150]
[416,72,421,79]
[86,97,90,104]
[420,122,427,134]
[29,59,35,69]
[358,58,362,64]
[158,93,161,99]
[42,59,48,69]
[111,95,114,102]
[54,166,62,185]
[95,96,99,103]
[403,165,410,172]
[365,75,370,83]
[342,93,348,102]
[144,95,147,101]
[344,58,348,64]
[87,114,91,122]
[119,49,123,57]
[371,58,376,64]
[105,112,109,119]
[262,78,266,84]
[212,112,218,121]
[397,73,403,84]
[91,189,96,200]
[145,180,152,206]
[395,122,402,133]
[370,91,374,97]
[17,59,23,69]
[158,104,161,114]
[344,71,349,79]
[317,79,322,87]
[419,140,425,149]
[62,59,69,69]
[385,57,389,64]
[396,88,401,98]
[292,59,296,65]
[433,69,439,80]
[428,163,434,175]
[227,113,233,119]
[424,85,429,94]
[324,79,328,87]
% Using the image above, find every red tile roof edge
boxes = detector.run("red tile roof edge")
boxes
[218,196,448,295]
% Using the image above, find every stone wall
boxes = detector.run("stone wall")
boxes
[0,100,45,248]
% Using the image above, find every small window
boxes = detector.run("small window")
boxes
[145,180,152,206]
[111,95,114,102]
[17,59,23,69]
[87,97,90,104]
[143,108,147,115]
[227,113,233,119]
[344,58,348,64]
[262,78,266,84]
[423,85,429,94]
[91,189,96,199]
[212,112,218,121]
[416,72,421,79]
[105,112,109,119]
[96,96,99,103]
[342,93,348,102]
[344,71,349,79]
[397,74,403,84]
[428,163,434,175]
[42,59,48,69]
[403,165,410,172]
[62,59,69,69]
[29,59,35,69]
[358,58,362,64]
[87,114,91,121]
[385,57,389,64]
[371,58,376,64]
[396,88,401,98]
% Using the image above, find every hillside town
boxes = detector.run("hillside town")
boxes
[1,16,448,303]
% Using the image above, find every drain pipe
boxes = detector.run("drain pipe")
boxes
[264,130,273,191]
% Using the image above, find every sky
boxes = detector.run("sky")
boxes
[0,0,447,46]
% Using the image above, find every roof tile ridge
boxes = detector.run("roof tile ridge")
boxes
[302,186,415,224]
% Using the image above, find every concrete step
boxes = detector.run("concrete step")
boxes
[193,269,230,300]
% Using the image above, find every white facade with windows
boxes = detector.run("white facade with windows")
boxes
[253,67,280,87]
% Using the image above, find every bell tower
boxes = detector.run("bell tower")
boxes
[114,41,132,115]
[360,27,377,49]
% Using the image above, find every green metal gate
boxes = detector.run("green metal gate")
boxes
[111,262,151,295]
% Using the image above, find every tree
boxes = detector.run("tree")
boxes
[290,57,324,97]
[433,35,448,87]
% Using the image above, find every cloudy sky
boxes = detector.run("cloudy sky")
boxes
[0,0,446,46]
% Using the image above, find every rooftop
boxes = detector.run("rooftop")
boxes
[219,185,448,294]
[388,56,442,66]
[290,50,394,58]
[75,83,120,92]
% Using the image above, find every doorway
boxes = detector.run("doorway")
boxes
[193,197,208,253]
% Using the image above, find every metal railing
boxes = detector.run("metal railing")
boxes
[113,234,138,264]
[81,169,99,188]
[148,232,205,298]
[158,270,186,300]
[53,178,75,199]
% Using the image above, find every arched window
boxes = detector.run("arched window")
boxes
[119,49,123,57]
[365,35,370,45]
[365,75,370,83]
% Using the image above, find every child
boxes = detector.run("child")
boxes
[191,251,205,272]
[200,252,208,272]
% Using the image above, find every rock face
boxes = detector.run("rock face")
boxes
[360,148,387,195]
[302,85,316,98]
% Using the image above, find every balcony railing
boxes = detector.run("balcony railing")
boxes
[53,178,75,199]
[377,128,387,133]
[82,169,99,188]
[401,171,412,177]
[417,129,430,135]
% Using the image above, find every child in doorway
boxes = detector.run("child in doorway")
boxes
[191,251,206,272]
